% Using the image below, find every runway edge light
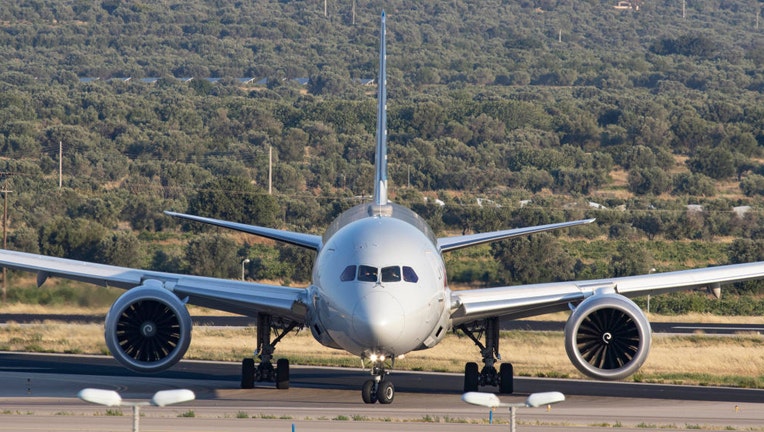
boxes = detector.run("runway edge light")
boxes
[526,391,565,408]
[151,389,196,407]
[462,392,503,408]
[77,388,122,407]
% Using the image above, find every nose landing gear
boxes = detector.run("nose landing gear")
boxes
[361,355,395,404]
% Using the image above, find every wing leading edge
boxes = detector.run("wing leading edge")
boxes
[450,260,764,325]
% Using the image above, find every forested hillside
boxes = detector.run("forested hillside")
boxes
[2,0,764,308]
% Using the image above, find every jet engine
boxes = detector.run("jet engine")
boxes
[564,293,651,380]
[104,281,192,373]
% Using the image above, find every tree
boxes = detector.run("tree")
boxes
[628,168,671,195]
[610,242,653,277]
[686,147,735,180]
[278,244,315,283]
[96,231,145,267]
[492,234,575,285]
[38,217,106,261]
[277,128,308,162]
[187,176,279,227]
[740,174,764,197]
[672,172,716,196]
[185,233,239,278]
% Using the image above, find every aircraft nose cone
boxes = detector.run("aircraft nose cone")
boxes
[352,291,405,349]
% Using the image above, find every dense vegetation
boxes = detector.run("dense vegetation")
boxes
[2,0,764,312]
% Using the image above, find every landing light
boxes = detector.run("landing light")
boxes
[368,353,386,362]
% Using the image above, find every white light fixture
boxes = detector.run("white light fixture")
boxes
[462,391,565,432]
[241,258,251,281]
[78,388,195,432]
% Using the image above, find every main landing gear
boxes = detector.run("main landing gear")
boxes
[458,317,513,394]
[241,313,298,390]
[361,355,395,404]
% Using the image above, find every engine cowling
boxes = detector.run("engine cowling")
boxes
[564,293,651,380]
[105,281,192,373]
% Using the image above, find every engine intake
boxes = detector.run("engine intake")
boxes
[564,293,651,380]
[105,282,192,373]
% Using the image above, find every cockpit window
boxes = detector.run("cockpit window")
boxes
[402,266,419,283]
[358,265,378,282]
[340,265,357,282]
[381,266,401,282]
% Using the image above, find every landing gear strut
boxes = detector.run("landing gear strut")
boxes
[241,313,297,390]
[361,356,395,404]
[458,317,513,394]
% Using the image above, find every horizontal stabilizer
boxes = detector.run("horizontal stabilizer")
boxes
[438,218,595,252]
[165,211,322,251]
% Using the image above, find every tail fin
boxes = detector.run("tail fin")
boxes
[373,11,388,206]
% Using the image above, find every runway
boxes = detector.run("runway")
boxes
[0,352,762,431]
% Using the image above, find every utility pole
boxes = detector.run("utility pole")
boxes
[1,187,12,304]
[352,0,356,25]
[268,145,273,195]
[59,140,63,189]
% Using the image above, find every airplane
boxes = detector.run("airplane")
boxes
[3,12,764,405]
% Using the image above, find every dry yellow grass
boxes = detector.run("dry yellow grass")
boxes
[1,321,762,387]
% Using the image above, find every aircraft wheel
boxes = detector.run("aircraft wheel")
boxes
[241,358,255,389]
[499,362,514,394]
[276,358,290,389]
[361,379,377,404]
[464,362,479,392]
[377,379,395,404]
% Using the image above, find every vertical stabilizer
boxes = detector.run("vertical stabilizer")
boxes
[373,11,388,206]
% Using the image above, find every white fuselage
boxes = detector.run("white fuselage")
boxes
[307,203,452,359]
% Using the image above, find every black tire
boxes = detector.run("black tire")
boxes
[276,358,290,389]
[464,362,479,392]
[241,358,255,389]
[361,379,377,404]
[499,362,514,394]
[377,379,395,404]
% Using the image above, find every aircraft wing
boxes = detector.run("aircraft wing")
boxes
[165,211,323,251]
[450,261,764,325]
[0,249,309,322]
[438,219,595,252]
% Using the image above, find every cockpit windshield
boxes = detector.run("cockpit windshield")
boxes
[358,265,378,282]
[341,264,418,283]
[381,266,401,282]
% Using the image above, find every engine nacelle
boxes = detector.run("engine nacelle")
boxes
[105,281,192,373]
[564,293,651,380]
